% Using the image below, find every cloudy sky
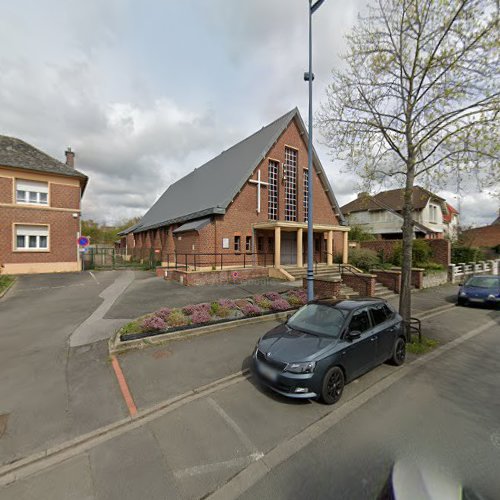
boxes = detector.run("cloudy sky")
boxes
[0,0,497,227]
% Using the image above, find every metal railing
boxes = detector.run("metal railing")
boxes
[162,252,275,271]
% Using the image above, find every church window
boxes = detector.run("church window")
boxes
[234,236,241,252]
[284,148,297,221]
[245,236,252,252]
[268,160,278,220]
[303,169,309,222]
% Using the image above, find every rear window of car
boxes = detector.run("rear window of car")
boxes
[370,304,392,326]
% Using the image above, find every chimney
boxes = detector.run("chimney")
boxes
[65,147,75,168]
[357,192,369,198]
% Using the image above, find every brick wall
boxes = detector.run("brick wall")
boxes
[372,270,401,293]
[50,183,80,210]
[342,273,376,297]
[461,225,500,248]
[0,177,12,203]
[167,267,270,286]
[303,277,342,299]
[0,207,79,265]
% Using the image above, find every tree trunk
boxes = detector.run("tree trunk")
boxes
[399,163,415,341]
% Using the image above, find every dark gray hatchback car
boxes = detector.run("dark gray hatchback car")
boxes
[253,298,405,404]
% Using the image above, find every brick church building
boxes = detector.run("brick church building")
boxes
[119,108,349,276]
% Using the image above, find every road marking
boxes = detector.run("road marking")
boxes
[0,312,492,488]
[206,318,497,500]
[207,398,259,454]
[174,453,263,479]
[110,355,137,417]
[88,271,99,284]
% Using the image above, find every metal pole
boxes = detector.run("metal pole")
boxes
[307,0,314,302]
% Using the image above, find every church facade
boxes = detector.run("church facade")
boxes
[119,108,349,270]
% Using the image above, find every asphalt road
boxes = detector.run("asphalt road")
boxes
[0,288,498,500]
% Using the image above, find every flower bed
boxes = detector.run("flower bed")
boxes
[118,288,308,342]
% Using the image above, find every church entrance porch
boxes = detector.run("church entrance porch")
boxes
[253,221,350,269]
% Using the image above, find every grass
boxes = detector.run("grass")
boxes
[407,336,439,355]
[0,275,15,295]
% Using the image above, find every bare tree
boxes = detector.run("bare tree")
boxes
[319,0,499,336]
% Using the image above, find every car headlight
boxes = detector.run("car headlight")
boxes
[460,291,468,297]
[286,361,316,374]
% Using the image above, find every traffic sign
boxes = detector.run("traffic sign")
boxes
[78,236,90,247]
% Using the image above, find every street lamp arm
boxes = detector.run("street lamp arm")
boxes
[311,0,326,14]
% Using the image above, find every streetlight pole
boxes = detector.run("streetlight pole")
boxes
[305,0,325,302]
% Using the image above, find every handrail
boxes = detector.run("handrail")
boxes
[338,262,373,297]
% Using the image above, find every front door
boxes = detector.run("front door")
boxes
[281,232,297,265]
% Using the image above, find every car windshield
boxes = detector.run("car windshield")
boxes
[466,277,499,288]
[287,303,347,338]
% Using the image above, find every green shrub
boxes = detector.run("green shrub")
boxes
[451,245,485,264]
[417,262,444,271]
[348,248,380,271]
[210,302,220,316]
[392,239,432,266]
[167,309,190,327]
[348,225,376,241]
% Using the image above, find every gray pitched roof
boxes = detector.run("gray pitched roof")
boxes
[173,217,211,234]
[0,135,88,189]
[135,108,345,233]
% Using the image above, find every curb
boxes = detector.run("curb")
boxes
[0,277,16,299]
[0,370,250,487]
[109,311,294,355]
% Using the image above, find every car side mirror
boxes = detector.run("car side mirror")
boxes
[347,330,361,341]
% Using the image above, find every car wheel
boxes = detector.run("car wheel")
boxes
[320,366,345,405]
[390,337,406,366]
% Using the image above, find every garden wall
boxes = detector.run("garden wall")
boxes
[166,267,270,286]
[422,271,448,288]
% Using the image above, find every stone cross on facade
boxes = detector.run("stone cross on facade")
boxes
[248,169,269,213]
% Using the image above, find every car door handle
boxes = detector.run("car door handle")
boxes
[370,336,378,341]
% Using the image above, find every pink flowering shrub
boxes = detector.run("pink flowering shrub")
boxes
[182,303,211,316]
[270,298,291,311]
[156,307,172,320]
[242,303,262,317]
[191,310,212,324]
[218,298,237,309]
[264,291,281,301]
[142,315,166,332]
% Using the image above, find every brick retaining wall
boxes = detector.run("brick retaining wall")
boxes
[341,273,376,297]
[166,267,270,286]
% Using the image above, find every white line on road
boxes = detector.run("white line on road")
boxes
[174,453,264,479]
[88,271,100,284]
[206,318,498,500]
[207,397,259,455]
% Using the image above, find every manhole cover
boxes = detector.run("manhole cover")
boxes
[0,414,8,439]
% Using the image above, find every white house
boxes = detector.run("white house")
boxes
[341,186,459,240]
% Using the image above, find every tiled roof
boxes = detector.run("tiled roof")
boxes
[341,186,445,214]
[133,108,346,233]
[0,135,87,187]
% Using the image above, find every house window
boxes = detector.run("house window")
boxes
[16,179,49,205]
[257,237,264,252]
[284,148,297,221]
[268,160,278,220]
[303,169,309,222]
[245,236,252,252]
[234,235,241,252]
[15,225,49,251]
